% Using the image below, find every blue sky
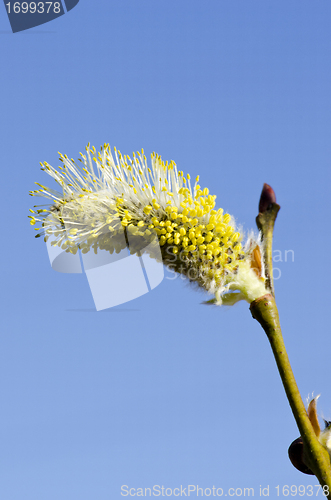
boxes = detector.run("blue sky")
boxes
[1,1,331,498]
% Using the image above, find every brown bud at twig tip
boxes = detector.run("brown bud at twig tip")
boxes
[258,183,277,213]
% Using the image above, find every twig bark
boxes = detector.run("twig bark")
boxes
[251,186,331,495]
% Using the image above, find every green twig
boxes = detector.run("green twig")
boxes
[251,188,331,495]
[256,203,280,295]
[250,295,331,493]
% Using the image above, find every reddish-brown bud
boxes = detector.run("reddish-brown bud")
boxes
[258,183,277,213]
[288,437,314,475]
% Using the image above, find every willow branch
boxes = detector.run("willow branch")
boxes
[255,184,280,295]
[251,185,331,495]
[250,295,331,492]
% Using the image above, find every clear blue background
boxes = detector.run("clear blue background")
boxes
[1,1,331,498]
